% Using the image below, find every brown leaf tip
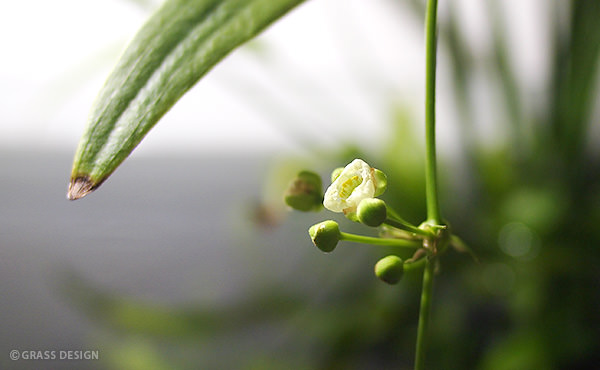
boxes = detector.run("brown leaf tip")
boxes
[67,176,95,201]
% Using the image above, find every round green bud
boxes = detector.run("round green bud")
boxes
[284,171,323,212]
[330,167,344,183]
[373,169,388,197]
[344,211,359,223]
[308,220,341,253]
[375,255,404,284]
[357,198,387,227]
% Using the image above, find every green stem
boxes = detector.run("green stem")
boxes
[414,259,435,369]
[385,207,432,237]
[415,1,440,369]
[340,232,420,249]
[404,257,427,272]
[383,218,431,237]
[424,0,442,225]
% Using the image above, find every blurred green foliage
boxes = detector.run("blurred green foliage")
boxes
[63,1,600,369]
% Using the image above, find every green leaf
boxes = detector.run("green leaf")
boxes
[68,0,306,200]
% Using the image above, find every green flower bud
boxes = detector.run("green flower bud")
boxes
[357,198,387,227]
[373,169,387,197]
[330,167,344,182]
[344,211,359,223]
[308,220,341,253]
[284,171,323,212]
[374,255,404,284]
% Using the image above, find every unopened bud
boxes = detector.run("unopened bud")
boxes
[347,212,361,223]
[373,169,387,197]
[308,220,341,253]
[330,167,344,183]
[284,171,323,212]
[357,198,387,227]
[375,255,404,284]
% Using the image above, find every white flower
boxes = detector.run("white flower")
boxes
[323,159,376,213]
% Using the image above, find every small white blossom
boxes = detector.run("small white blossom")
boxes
[323,159,376,213]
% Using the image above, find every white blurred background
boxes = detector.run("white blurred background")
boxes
[0,0,548,157]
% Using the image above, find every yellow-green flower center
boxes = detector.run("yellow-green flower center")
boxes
[339,175,363,200]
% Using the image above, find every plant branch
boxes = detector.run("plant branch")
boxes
[383,218,431,237]
[415,0,440,369]
[414,258,435,369]
[424,0,442,225]
[340,232,420,249]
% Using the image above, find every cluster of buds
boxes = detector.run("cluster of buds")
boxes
[285,159,446,285]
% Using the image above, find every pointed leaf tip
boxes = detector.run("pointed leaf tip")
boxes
[67,177,95,200]
[68,0,305,190]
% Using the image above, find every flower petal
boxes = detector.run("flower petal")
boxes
[323,159,376,213]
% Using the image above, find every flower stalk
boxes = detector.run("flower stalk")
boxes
[383,217,431,237]
[424,0,442,226]
[415,258,435,369]
[340,232,421,249]
[415,0,441,369]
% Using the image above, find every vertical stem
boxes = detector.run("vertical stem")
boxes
[415,1,440,369]
[424,0,441,225]
[414,259,435,370]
